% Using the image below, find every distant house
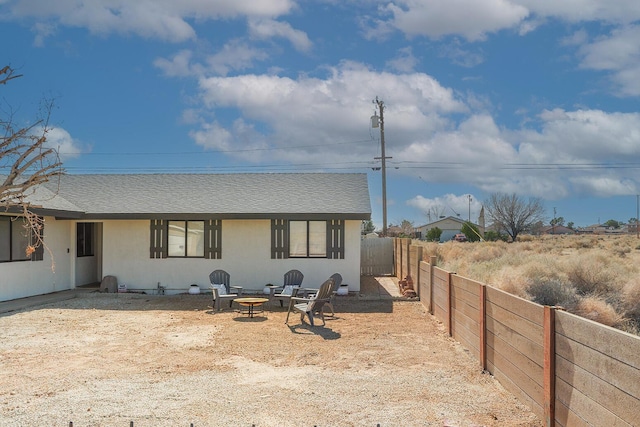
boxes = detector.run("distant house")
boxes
[0,173,371,302]
[415,216,480,242]
[541,225,575,235]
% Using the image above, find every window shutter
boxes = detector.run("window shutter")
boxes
[150,220,167,258]
[271,219,288,259]
[327,219,344,259]
[31,218,44,262]
[204,220,222,259]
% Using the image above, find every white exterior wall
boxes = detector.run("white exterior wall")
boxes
[101,219,362,293]
[0,217,73,302]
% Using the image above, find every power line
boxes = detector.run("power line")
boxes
[55,138,375,156]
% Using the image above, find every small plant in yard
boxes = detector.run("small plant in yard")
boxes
[565,255,616,296]
[526,278,578,308]
[574,296,624,328]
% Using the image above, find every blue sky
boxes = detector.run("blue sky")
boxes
[2,1,640,229]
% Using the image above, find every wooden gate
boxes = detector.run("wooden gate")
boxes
[360,237,394,276]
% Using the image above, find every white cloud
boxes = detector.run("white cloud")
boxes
[248,18,312,52]
[154,50,198,77]
[576,25,640,96]
[386,47,419,73]
[5,0,296,43]
[561,29,588,46]
[380,0,530,41]
[439,40,484,68]
[407,193,480,223]
[518,0,640,24]
[44,127,84,160]
[193,62,466,164]
[206,40,270,76]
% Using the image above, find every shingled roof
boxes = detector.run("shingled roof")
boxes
[37,173,371,220]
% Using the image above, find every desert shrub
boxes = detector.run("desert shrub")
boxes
[467,241,508,263]
[489,268,529,299]
[517,234,535,242]
[622,279,640,322]
[438,242,468,264]
[613,245,632,258]
[564,254,618,296]
[573,296,624,327]
[425,227,443,242]
[526,278,578,308]
[461,222,481,242]
[483,230,508,242]
[572,237,598,249]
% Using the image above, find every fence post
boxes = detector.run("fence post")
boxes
[479,284,487,371]
[429,255,436,314]
[447,272,453,337]
[544,306,556,427]
[413,245,422,298]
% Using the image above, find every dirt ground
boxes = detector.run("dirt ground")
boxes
[0,279,541,427]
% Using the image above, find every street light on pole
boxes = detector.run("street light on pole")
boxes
[371,97,391,236]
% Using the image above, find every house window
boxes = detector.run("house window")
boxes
[289,220,327,258]
[0,216,44,262]
[168,221,204,257]
[150,220,221,259]
[271,219,344,259]
[77,223,94,257]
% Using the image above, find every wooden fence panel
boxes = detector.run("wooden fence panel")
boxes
[485,286,545,420]
[394,242,640,426]
[418,261,431,313]
[393,238,402,278]
[408,245,421,297]
[555,310,640,427]
[450,276,481,359]
[432,267,450,325]
[360,237,394,276]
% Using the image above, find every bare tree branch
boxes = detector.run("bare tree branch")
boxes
[1,65,65,257]
[483,193,546,241]
[0,65,23,85]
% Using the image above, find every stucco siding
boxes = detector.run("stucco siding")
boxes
[0,217,73,302]
[100,219,361,293]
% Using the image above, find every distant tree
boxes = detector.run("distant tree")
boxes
[461,221,481,242]
[484,193,545,242]
[550,216,565,226]
[484,230,508,242]
[604,219,621,229]
[629,218,638,224]
[567,221,574,230]
[399,219,415,237]
[362,220,375,234]
[530,220,545,235]
[425,205,446,223]
[1,65,63,254]
[425,227,442,242]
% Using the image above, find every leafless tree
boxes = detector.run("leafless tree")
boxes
[425,205,446,223]
[1,65,64,255]
[484,192,545,242]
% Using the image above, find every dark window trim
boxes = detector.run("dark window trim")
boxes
[271,219,345,260]
[150,219,221,259]
[76,222,94,257]
[0,215,44,263]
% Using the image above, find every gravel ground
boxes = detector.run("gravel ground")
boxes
[0,288,541,427]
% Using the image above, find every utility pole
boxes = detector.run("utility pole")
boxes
[371,97,391,236]
[553,207,557,235]
[467,195,472,222]
[637,195,639,239]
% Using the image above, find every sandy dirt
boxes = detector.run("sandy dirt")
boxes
[0,281,541,427]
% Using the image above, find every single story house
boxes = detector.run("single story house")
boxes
[415,216,479,242]
[0,173,371,302]
[541,225,575,235]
